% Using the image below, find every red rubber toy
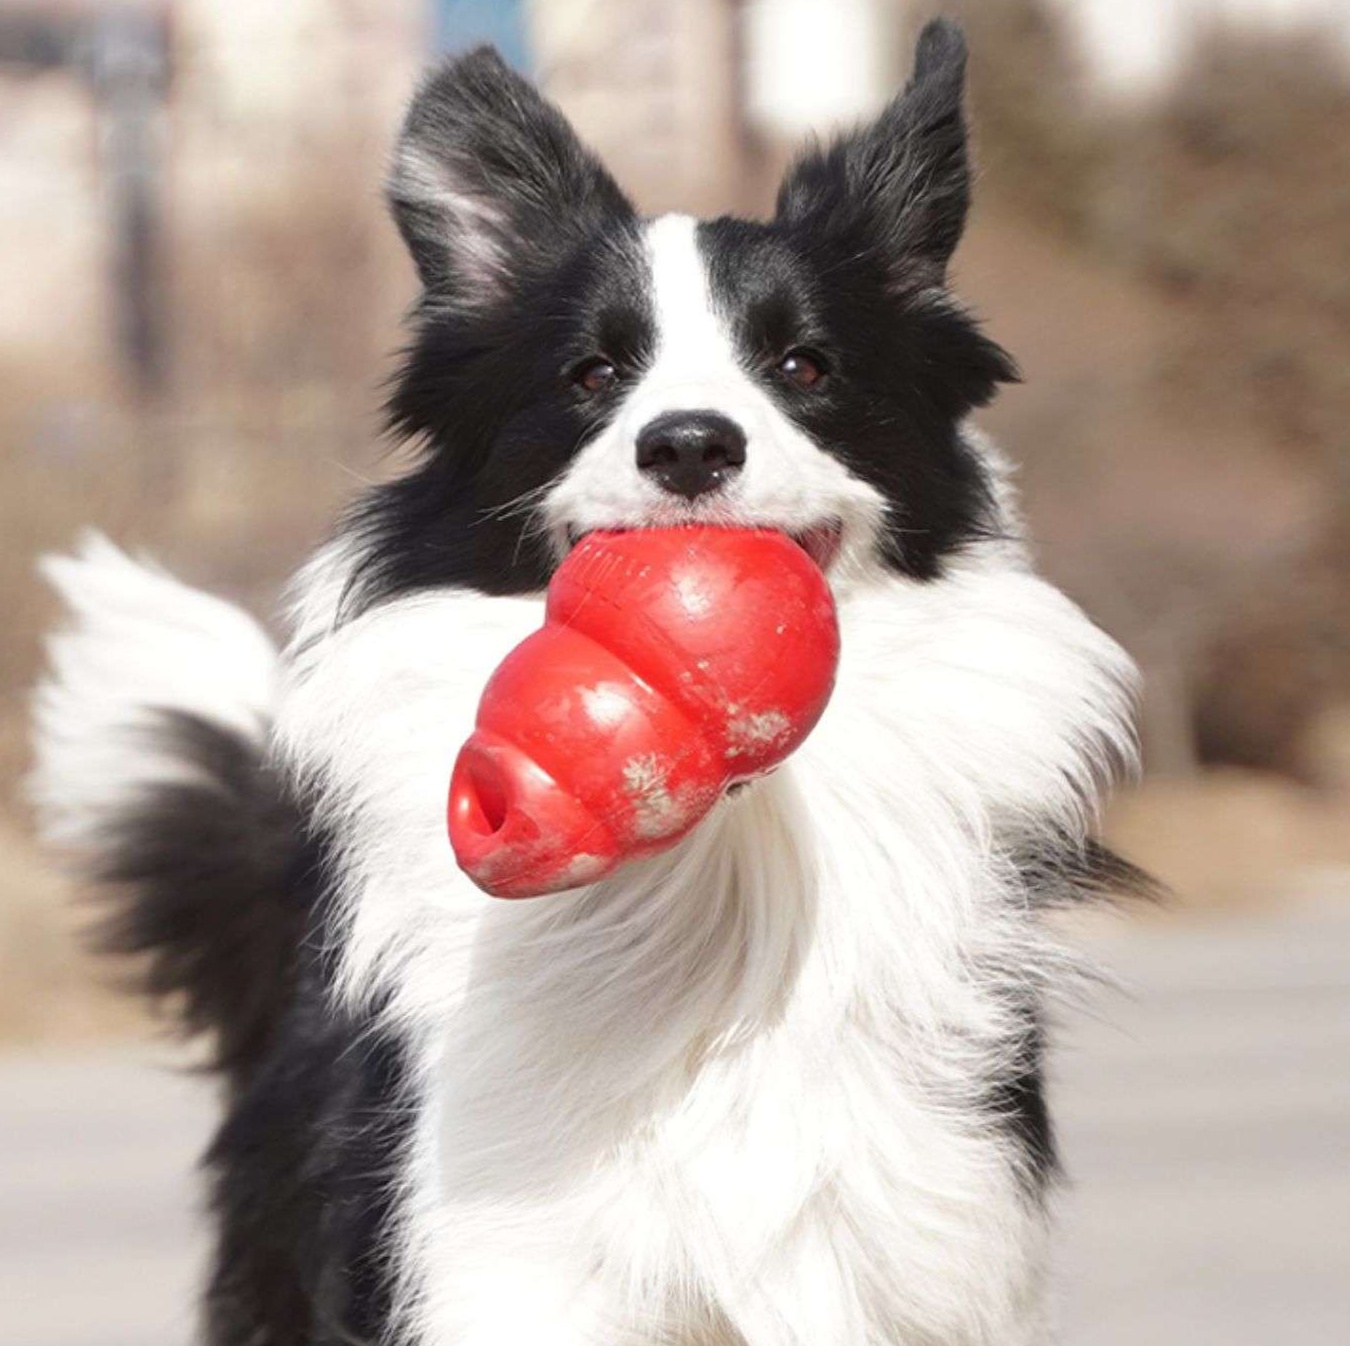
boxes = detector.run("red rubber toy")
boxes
[447,528,840,897]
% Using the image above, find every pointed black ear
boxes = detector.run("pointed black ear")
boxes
[776,19,971,286]
[387,47,635,306]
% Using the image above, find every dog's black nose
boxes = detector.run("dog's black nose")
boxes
[635,411,747,500]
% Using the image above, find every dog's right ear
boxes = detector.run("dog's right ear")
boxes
[387,47,634,307]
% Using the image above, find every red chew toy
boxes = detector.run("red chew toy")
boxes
[447,528,840,897]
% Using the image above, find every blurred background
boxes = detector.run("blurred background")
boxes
[0,1,1346,1343]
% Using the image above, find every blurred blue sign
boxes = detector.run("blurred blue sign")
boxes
[433,0,530,70]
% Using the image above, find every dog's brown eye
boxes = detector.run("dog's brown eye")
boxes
[778,350,826,390]
[574,359,617,394]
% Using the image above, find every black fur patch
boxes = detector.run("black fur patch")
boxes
[203,959,417,1346]
[775,19,976,288]
[387,46,636,307]
[349,227,653,607]
[697,213,1013,579]
[987,1003,1058,1196]
[94,711,313,1075]
[349,47,651,608]
[986,830,1159,1196]
[738,17,1019,578]
[90,713,415,1343]
[1013,832,1161,909]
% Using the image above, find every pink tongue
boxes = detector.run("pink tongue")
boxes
[797,525,841,571]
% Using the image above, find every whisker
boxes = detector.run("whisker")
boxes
[476,479,556,525]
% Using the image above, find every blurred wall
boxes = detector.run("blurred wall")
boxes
[0,0,426,1040]
[1056,0,1350,97]
[1,0,1349,1044]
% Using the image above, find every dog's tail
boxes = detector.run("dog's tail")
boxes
[32,533,312,1075]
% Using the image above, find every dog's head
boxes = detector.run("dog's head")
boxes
[348,19,1017,610]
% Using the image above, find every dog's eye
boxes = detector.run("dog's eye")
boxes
[778,350,827,391]
[574,359,618,394]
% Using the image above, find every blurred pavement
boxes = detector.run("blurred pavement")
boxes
[0,1049,209,1346]
[1053,892,1350,1345]
[2,898,1347,1346]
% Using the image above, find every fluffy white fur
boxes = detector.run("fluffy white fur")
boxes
[35,217,1139,1346]
[31,532,278,851]
[274,511,1135,1345]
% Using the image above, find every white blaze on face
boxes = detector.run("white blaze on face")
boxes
[541,214,886,579]
[626,214,756,426]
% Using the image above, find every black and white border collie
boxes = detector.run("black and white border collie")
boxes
[33,21,1145,1346]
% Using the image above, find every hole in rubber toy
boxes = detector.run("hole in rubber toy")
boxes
[457,753,510,837]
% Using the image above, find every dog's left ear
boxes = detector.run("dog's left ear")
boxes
[776,19,971,288]
[388,47,635,307]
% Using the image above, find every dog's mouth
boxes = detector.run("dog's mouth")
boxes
[790,522,844,572]
[564,520,843,573]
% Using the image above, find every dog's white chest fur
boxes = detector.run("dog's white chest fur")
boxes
[275,541,1135,1346]
[415,786,1044,1346]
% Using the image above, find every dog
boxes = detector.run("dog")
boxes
[32,20,1146,1346]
